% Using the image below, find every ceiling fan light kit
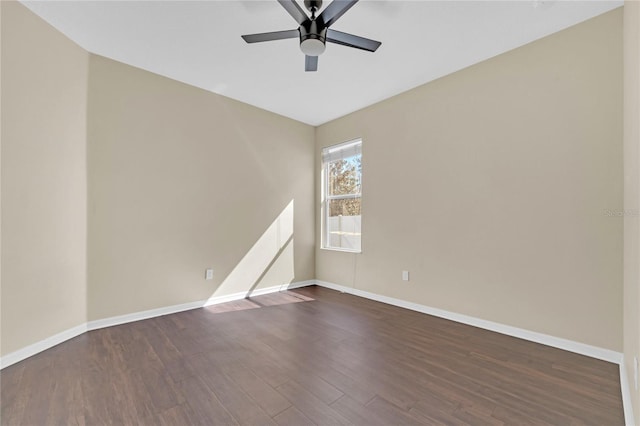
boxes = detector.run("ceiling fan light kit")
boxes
[241,0,381,72]
[300,20,327,56]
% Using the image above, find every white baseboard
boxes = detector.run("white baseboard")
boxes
[86,300,206,331]
[0,323,87,369]
[280,279,315,290]
[314,280,623,364]
[0,280,312,370]
[88,281,315,330]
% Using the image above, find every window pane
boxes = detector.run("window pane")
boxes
[327,197,361,251]
[328,197,361,217]
[328,156,361,196]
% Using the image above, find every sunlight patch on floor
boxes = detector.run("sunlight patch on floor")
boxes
[204,290,314,314]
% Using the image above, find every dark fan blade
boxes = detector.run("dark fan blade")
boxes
[318,0,358,28]
[242,29,299,43]
[305,55,318,72]
[326,29,381,52]
[277,0,309,24]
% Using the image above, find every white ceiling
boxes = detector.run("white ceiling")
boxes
[21,0,622,126]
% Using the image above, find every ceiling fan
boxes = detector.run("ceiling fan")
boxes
[241,0,382,72]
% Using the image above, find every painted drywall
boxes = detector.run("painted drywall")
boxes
[87,55,315,320]
[623,0,640,420]
[316,9,623,351]
[0,0,625,374]
[1,0,3,360]
[1,1,88,356]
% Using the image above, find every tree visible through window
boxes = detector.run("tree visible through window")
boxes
[322,140,362,252]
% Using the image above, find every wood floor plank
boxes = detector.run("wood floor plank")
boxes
[451,402,505,426]
[45,342,87,426]
[15,355,54,426]
[0,286,624,425]
[0,364,28,425]
[305,360,377,405]
[173,376,239,425]
[273,406,316,426]
[186,353,275,425]
[225,366,292,417]
[247,359,293,388]
[275,380,352,426]
[365,395,435,425]
[330,395,394,426]
[156,404,195,426]
[490,403,550,425]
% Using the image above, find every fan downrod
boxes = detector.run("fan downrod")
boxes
[304,0,322,17]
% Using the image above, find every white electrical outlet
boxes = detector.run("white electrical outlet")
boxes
[634,356,638,391]
[205,268,214,280]
[402,270,409,281]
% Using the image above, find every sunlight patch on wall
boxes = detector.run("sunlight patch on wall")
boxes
[204,200,295,304]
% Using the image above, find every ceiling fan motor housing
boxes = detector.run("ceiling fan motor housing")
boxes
[299,20,327,56]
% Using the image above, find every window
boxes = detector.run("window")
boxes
[321,139,362,252]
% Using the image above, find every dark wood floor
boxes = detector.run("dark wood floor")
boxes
[1,286,624,425]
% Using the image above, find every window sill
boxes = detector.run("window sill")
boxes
[320,247,362,254]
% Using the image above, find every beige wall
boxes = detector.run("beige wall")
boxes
[624,0,640,420]
[87,55,315,320]
[316,9,623,351]
[1,1,314,352]
[1,2,88,355]
[1,0,4,357]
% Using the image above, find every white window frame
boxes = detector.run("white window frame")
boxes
[321,139,362,253]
